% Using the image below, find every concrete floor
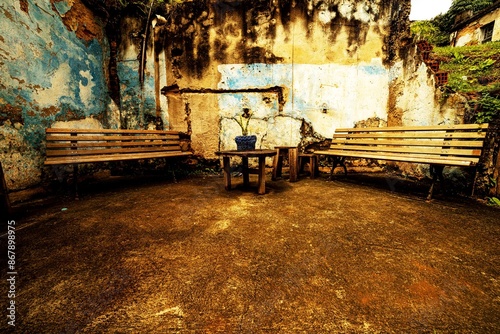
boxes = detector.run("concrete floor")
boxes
[1,172,499,333]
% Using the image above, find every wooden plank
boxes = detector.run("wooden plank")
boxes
[289,147,298,182]
[329,139,486,148]
[44,151,192,165]
[257,156,267,194]
[46,134,180,142]
[335,123,488,132]
[46,128,181,135]
[328,144,483,157]
[223,156,231,191]
[46,146,183,157]
[46,140,181,149]
[314,150,478,166]
[242,157,250,187]
[323,149,480,162]
[333,132,487,139]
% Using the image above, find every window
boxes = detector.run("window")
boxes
[481,21,495,43]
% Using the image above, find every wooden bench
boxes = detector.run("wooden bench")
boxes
[44,128,192,197]
[313,124,489,199]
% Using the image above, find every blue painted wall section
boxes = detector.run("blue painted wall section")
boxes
[0,0,109,189]
[217,62,390,148]
[117,61,157,128]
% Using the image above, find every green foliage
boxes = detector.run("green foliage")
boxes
[452,50,466,63]
[411,21,441,43]
[233,108,254,136]
[412,0,496,46]
[449,0,494,15]
[475,93,500,123]
[487,196,500,206]
[470,58,496,72]
[488,176,498,188]
[434,41,500,94]
[433,42,500,124]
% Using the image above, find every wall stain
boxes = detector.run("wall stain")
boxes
[0,105,24,124]
[57,0,103,42]
[161,84,286,113]
[160,0,404,79]
[19,0,29,14]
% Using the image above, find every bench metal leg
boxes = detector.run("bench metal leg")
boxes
[329,157,347,180]
[470,166,479,197]
[73,164,79,200]
[427,165,444,200]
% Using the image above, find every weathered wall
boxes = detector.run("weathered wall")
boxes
[152,0,414,158]
[0,0,109,190]
[1,0,475,193]
[452,6,500,46]
[389,47,466,127]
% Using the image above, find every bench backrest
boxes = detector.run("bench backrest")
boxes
[46,128,187,159]
[329,124,489,166]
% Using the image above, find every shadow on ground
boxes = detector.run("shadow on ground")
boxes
[1,172,499,333]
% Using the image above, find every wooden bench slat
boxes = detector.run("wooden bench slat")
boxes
[44,151,192,165]
[333,132,486,139]
[328,144,483,157]
[46,140,181,149]
[46,146,183,157]
[44,129,191,166]
[46,134,180,142]
[335,124,488,132]
[330,139,486,148]
[315,124,489,199]
[46,128,182,134]
[44,128,193,198]
[314,150,479,166]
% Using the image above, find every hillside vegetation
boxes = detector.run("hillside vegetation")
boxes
[432,41,500,124]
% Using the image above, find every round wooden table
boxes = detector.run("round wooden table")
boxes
[215,149,277,194]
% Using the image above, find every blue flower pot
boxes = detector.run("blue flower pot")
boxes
[235,135,257,151]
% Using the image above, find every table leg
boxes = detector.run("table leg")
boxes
[223,156,231,190]
[288,147,298,182]
[242,157,249,188]
[272,148,282,181]
[257,156,266,194]
[310,155,317,179]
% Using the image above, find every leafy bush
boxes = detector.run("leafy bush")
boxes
[434,42,500,94]
[475,93,500,123]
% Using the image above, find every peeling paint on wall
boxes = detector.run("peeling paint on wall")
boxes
[215,61,390,151]
[0,0,108,190]
[2,0,466,192]
[149,0,413,159]
[452,5,500,46]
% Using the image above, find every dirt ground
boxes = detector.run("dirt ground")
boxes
[1,170,499,333]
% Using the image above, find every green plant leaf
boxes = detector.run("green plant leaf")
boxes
[487,197,500,206]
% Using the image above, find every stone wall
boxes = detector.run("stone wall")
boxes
[149,0,416,158]
[1,0,481,193]
[0,0,109,190]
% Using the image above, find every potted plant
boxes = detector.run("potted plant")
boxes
[233,108,257,151]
